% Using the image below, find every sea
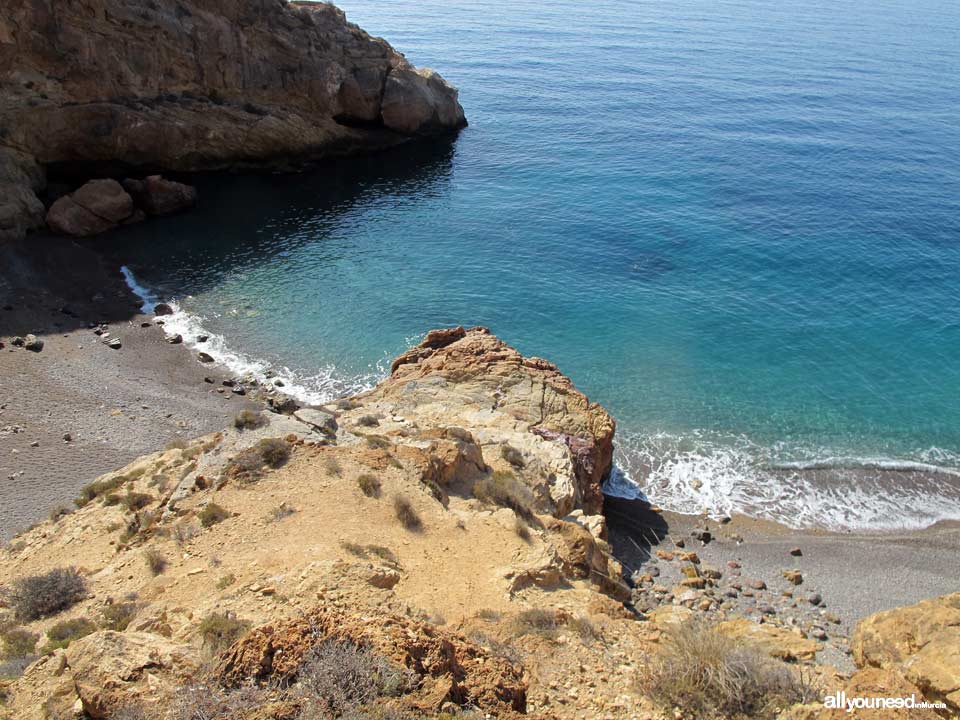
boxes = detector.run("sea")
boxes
[110,0,960,531]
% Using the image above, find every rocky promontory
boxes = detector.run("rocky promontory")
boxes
[0,0,467,241]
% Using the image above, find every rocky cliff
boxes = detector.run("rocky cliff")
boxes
[0,0,466,241]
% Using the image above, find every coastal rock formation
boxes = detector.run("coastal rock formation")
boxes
[0,0,466,241]
[851,592,960,713]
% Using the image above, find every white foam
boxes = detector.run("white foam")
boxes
[121,266,384,406]
[612,430,960,531]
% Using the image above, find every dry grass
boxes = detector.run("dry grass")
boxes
[340,541,399,566]
[473,471,535,519]
[198,503,230,528]
[197,612,250,654]
[6,567,87,621]
[357,473,381,498]
[44,617,97,652]
[216,573,237,590]
[233,409,266,430]
[143,548,167,576]
[392,495,422,532]
[637,619,820,719]
[74,476,126,508]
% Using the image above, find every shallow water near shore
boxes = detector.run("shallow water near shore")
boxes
[109,0,960,531]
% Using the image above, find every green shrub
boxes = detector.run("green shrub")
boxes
[198,503,230,528]
[45,618,97,651]
[357,473,381,498]
[233,409,265,430]
[392,496,422,532]
[473,471,535,519]
[197,612,249,654]
[0,628,37,659]
[637,619,821,719]
[7,567,87,621]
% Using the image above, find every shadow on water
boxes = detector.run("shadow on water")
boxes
[95,138,458,295]
[604,495,670,575]
[0,138,458,336]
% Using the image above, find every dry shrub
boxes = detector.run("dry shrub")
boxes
[100,601,138,632]
[500,443,525,468]
[199,503,230,528]
[225,438,291,482]
[637,619,820,719]
[364,435,392,450]
[216,574,237,590]
[473,471,535,519]
[508,609,562,641]
[143,548,167,575]
[357,473,381,498]
[323,456,343,476]
[295,639,413,717]
[197,612,250,655]
[172,683,267,720]
[514,517,531,542]
[49,505,72,523]
[7,567,87,621]
[75,476,125,508]
[0,628,37,659]
[356,414,380,427]
[121,491,154,513]
[340,541,399,566]
[233,409,266,430]
[45,618,97,651]
[392,495,422,532]
[268,503,296,522]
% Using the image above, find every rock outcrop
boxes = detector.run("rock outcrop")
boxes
[0,0,466,241]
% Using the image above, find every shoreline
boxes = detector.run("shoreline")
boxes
[2,235,958,631]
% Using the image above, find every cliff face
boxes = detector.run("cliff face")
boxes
[0,0,466,240]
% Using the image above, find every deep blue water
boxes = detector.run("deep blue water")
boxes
[113,0,960,529]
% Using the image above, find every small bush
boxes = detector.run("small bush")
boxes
[296,639,413,716]
[258,438,290,467]
[225,438,291,482]
[340,541,399,566]
[45,618,97,652]
[500,444,526,468]
[172,683,267,720]
[197,612,249,654]
[323,456,343,476]
[49,505,72,523]
[121,492,153,513]
[0,656,34,680]
[1,628,37,659]
[637,619,820,719]
[267,503,296,522]
[143,548,167,576]
[216,574,237,590]
[357,414,380,427]
[100,602,137,631]
[171,521,198,546]
[75,476,125,508]
[336,398,360,410]
[7,567,87,621]
[514,518,531,542]
[357,473,381,498]
[473,471,535,519]
[393,496,422,532]
[233,409,265,430]
[199,503,230,528]
[364,435,392,450]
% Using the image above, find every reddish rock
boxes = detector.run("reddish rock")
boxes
[46,179,134,236]
[124,176,197,216]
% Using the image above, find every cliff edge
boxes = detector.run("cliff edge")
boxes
[0,0,466,241]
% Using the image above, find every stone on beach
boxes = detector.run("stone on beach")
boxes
[46,179,134,236]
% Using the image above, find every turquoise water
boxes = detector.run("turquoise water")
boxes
[113,0,960,529]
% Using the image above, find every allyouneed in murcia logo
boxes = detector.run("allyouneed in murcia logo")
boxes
[824,691,947,713]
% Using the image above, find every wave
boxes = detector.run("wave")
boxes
[607,430,960,532]
[120,266,385,405]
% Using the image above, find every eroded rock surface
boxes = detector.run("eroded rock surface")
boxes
[0,0,466,240]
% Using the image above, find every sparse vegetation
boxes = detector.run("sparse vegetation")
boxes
[7,567,87,621]
[216,574,237,590]
[199,503,230,528]
[197,612,250,654]
[514,517,531,542]
[233,409,266,430]
[172,683,267,720]
[323,456,343,476]
[356,414,380,427]
[500,443,525,468]
[268,503,296,522]
[357,473,381,498]
[121,491,153,513]
[75,476,126,508]
[364,435,392,450]
[336,398,361,410]
[637,619,821,719]
[473,471,535,519]
[224,438,291,482]
[143,548,167,575]
[100,601,138,631]
[508,609,563,641]
[393,495,422,532]
[340,541,399,566]
[171,521,198,546]
[49,505,72,523]
[0,628,37,659]
[44,618,97,652]
[295,639,413,717]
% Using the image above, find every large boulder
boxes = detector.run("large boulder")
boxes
[46,179,135,236]
[0,0,467,241]
[123,175,197,216]
[851,592,960,713]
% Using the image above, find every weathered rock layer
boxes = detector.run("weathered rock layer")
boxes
[0,0,466,240]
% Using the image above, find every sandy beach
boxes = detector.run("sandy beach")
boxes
[0,235,258,540]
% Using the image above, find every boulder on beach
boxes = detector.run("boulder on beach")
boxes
[46,179,135,237]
